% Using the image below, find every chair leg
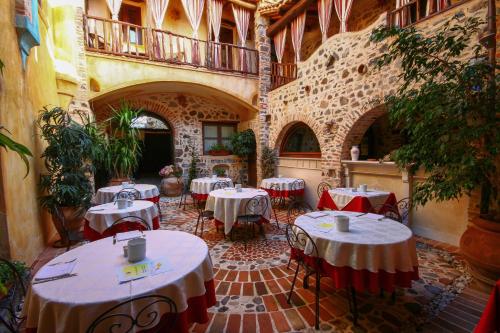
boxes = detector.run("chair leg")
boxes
[273,206,280,229]
[315,270,321,330]
[200,217,205,239]
[194,214,201,236]
[178,194,182,208]
[350,287,358,325]
[287,257,292,270]
[287,262,300,303]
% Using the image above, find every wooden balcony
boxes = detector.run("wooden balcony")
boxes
[387,0,469,28]
[83,15,259,76]
[270,62,297,90]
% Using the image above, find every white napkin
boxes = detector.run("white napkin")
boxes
[306,212,328,219]
[36,261,77,281]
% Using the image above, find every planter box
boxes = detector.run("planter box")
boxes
[208,150,231,156]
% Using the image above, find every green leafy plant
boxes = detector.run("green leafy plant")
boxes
[261,146,277,179]
[0,260,28,296]
[187,144,198,187]
[371,16,499,219]
[38,106,104,213]
[106,101,142,179]
[209,143,230,152]
[230,129,256,157]
[213,166,226,177]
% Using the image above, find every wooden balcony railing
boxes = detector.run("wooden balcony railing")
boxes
[387,0,468,28]
[270,62,297,90]
[83,15,259,76]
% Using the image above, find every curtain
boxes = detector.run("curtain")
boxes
[148,0,170,59]
[180,0,205,63]
[273,27,287,64]
[291,12,306,63]
[209,0,223,68]
[394,0,411,27]
[106,0,123,52]
[333,0,354,33]
[318,0,333,43]
[232,4,250,72]
[426,0,449,16]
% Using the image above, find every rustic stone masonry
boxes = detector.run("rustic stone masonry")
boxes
[267,0,487,186]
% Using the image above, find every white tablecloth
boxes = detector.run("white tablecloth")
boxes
[328,188,391,210]
[24,230,214,333]
[294,211,418,273]
[190,177,234,194]
[85,200,158,234]
[95,184,160,204]
[260,177,304,191]
[205,188,271,234]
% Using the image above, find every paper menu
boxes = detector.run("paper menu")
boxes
[36,260,77,281]
[306,212,328,219]
[115,230,143,242]
[117,258,174,283]
[313,222,335,233]
[362,213,384,221]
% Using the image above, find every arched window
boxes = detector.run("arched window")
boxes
[280,122,321,158]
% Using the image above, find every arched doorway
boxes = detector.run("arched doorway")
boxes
[133,112,174,183]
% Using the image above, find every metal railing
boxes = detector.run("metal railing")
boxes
[84,15,259,76]
[387,0,468,28]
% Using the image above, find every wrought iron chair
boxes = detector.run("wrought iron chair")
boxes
[316,182,332,199]
[268,183,282,229]
[86,294,177,333]
[285,224,322,330]
[178,182,192,211]
[53,206,85,252]
[288,179,306,203]
[105,216,151,242]
[0,259,27,333]
[211,180,231,191]
[285,200,314,269]
[113,189,142,201]
[397,197,411,224]
[193,196,214,238]
[237,195,269,250]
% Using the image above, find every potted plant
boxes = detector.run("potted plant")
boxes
[159,164,184,197]
[0,260,28,300]
[231,129,256,157]
[187,143,199,187]
[213,166,227,177]
[261,146,277,179]
[208,143,231,156]
[38,107,105,247]
[371,17,499,286]
[106,101,142,185]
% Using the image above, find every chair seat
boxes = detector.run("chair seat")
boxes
[237,214,262,223]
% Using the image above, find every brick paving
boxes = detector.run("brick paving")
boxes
[30,198,490,332]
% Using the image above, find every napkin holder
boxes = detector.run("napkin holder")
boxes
[235,184,242,192]
[128,238,146,263]
[358,184,368,192]
[116,198,131,209]
[334,215,350,232]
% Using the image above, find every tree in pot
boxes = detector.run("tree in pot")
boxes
[106,101,142,184]
[371,16,499,286]
[38,107,105,247]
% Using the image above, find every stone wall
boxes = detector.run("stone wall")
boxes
[267,0,487,187]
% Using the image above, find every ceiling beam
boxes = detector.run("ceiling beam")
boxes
[226,0,257,10]
[266,0,316,37]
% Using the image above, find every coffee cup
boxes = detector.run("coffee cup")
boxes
[116,198,129,209]
[128,238,146,263]
[278,174,283,178]
[121,181,129,188]
[334,215,350,232]
[358,184,368,192]
[235,184,242,192]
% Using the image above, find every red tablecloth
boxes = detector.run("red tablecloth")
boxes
[292,248,419,293]
[26,279,216,333]
[83,216,160,241]
[475,279,500,333]
[317,190,397,214]
[261,188,305,198]
[192,193,209,201]
[146,195,160,204]
[214,217,270,230]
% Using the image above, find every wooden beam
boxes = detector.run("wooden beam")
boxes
[226,0,257,10]
[266,0,316,37]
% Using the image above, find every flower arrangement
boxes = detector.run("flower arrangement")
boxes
[159,164,183,178]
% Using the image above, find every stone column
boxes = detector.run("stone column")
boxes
[254,11,271,184]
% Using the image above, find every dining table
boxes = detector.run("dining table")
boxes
[205,188,271,234]
[95,184,160,204]
[84,200,159,241]
[293,210,419,293]
[23,230,216,333]
[190,177,234,200]
[317,187,397,214]
[260,177,305,198]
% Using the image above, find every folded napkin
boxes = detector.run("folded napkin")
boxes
[306,212,328,219]
[36,260,77,281]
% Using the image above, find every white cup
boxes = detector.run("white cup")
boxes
[212,175,217,179]
[278,174,283,178]
[116,198,129,209]
[358,184,368,192]
[335,215,350,232]
[235,184,242,192]
[128,238,146,263]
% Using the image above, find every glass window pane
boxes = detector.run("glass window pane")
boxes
[221,125,235,138]
[283,124,320,153]
[204,139,218,152]
[222,139,232,149]
[204,125,218,137]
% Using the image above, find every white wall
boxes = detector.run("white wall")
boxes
[277,157,323,207]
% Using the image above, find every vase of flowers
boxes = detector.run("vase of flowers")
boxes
[159,164,184,197]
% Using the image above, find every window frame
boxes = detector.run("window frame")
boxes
[202,121,238,155]
[279,123,321,158]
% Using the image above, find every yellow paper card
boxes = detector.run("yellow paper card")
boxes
[318,223,334,229]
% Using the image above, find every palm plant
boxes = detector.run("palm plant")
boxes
[106,101,142,180]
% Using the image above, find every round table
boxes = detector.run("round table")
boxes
[95,184,160,204]
[24,230,216,333]
[84,200,160,241]
[190,177,234,200]
[317,187,397,213]
[294,211,419,292]
[205,188,271,234]
[260,177,305,198]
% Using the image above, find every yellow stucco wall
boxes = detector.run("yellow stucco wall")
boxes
[0,0,61,264]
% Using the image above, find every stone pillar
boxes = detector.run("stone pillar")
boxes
[254,11,271,184]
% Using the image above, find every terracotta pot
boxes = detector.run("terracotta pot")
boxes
[161,177,183,197]
[51,206,85,248]
[108,177,131,186]
[208,150,231,156]
[460,216,500,289]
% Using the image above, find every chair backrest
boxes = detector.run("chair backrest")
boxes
[244,195,269,217]
[113,189,141,201]
[211,181,231,191]
[316,182,332,199]
[86,294,177,333]
[289,179,305,202]
[0,259,27,333]
[106,216,151,235]
[397,197,411,224]
[287,200,314,224]
[268,183,281,205]
[383,208,402,222]
[285,224,319,259]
